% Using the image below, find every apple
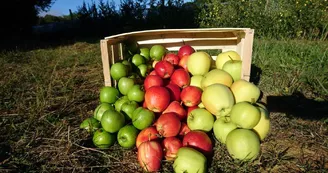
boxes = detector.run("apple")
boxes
[253,104,271,140]
[110,62,129,80]
[178,55,189,71]
[139,47,150,61]
[154,60,175,78]
[226,129,260,161]
[99,86,120,104]
[138,64,148,77]
[198,102,205,108]
[190,75,204,89]
[230,102,261,129]
[201,69,233,88]
[173,147,207,173]
[121,101,139,120]
[187,52,212,76]
[179,122,191,136]
[136,126,160,148]
[145,86,171,112]
[101,109,125,133]
[181,86,202,107]
[163,101,187,120]
[177,45,195,58]
[92,128,116,149]
[80,117,101,133]
[162,137,183,160]
[187,106,198,117]
[150,45,166,61]
[215,50,241,69]
[118,77,135,95]
[122,59,132,73]
[144,74,164,91]
[117,125,139,149]
[149,70,157,75]
[138,141,163,172]
[187,108,214,132]
[155,112,181,137]
[213,116,237,144]
[132,107,155,130]
[182,130,213,156]
[201,84,235,118]
[127,84,145,102]
[165,83,181,102]
[114,96,129,112]
[170,68,190,88]
[132,54,145,66]
[94,103,115,121]
[163,53,180,66]
[230,79,261,103]
[222,59,242,82]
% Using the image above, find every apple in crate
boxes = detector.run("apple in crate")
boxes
[145,86,171,112]
[190,75,204,89]
[136,126,160,148]
[201,69,233,88]
[230,79,261,103]
[213,116,237,144]
[177,44,195,58]
[143,74,164,91]
[117,77,135,96]
[187,51,212,76]
[178,55,189,71]
[155,112,181,137]
[162,136,183,161]
[163,101,187,120]
[181,86,202,107]
[155,60,175,79]
[179,122,191,136]
[138,141,163,172]
[216,50,241,69]
[222,59,242,82]
[170,68,191,88]
[165,83,181,102]
[173,147,207,173]
[187,108,214,132]
[163,53,180,66]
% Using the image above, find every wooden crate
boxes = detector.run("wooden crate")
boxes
[100,28,255,87]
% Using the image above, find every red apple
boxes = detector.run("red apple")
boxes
[138,141,163,172]
[170,68,191,88]
[163,101,187,120]
[181,86,202,107]
[142,101,147,108]
[149,70,158,76]
[178,55,189,71]
[136,126,160,148]
[179,122,191,136]
[178,45,195,58]
[183,130,213,156]
[163,53,180,66]
[187,106,198,116]
[155,60,175,78]
[144,75,164,91]
[145,86,171,112]
[155,112,181,137]
[165,83,181,102]
[162,137,183,160]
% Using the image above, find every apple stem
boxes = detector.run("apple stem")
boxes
[228,55,233,61]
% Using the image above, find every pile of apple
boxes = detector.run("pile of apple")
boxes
[80,42,271,173]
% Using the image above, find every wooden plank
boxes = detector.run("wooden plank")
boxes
[166,45,237,52]
[237,29,254,82]
[100,40,112,87]
[110,44,120,87]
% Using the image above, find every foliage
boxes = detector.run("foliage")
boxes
[197,0,328,40]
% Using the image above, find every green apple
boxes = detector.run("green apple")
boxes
[101,109,125,133]
[117,125,139,149]
[138,64,148,77]
[94,103,115,121]
[216,50,241,69]
[173,147,207,173]
[124,40,139,55]
[80,117,101,133]
[226,129,260,161]
[132,107,155,130]
[114,96,129,112]
[187,108,214,132]
[99,86,120,104]
[187,51,212,76]
[140,47,150,61]
[230,79,261,103]
[253,104,271,140]
[213,116,237,144]
[132,54,145,66]
[93,128,116,149]
[118,77,135,95]
[201,69,233,88]
[222,59,242,82]
[121,101,139,120]
[190,75,204,89]
[122,59,132,73]
[110,62,129,80]
[201,84,235,118]
[150,45,166,61]
[127,85,145,102]
[230,102,261,129]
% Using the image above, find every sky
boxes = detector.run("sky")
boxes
[39,0,192,16]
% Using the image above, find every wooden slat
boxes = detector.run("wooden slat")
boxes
[100,39,112,86]
[237,29,254,82]
[110,44,120,87]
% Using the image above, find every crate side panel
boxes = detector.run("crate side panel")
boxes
[100,40,112,87]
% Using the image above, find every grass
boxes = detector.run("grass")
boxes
[0,39,327,172]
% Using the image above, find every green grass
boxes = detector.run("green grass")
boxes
[0,39,327,172]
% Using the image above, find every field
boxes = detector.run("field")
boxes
[0,39,327,173]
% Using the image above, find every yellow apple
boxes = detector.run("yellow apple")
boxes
[187,52,212,76]
[253,104,271,140]
[201,69,233,88]
[230,79,261,103]
[216,50,241,69]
